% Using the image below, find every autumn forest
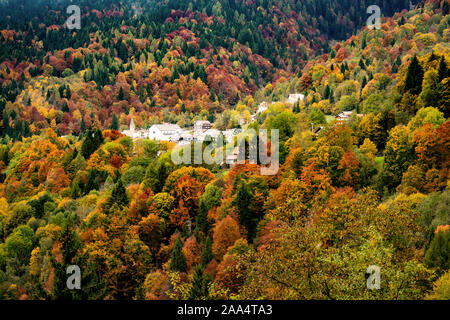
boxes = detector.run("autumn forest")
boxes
[0,0,448,301]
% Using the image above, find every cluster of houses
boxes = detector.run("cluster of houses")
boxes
[122,118,242,145]
[122,93,307,144]
[250,94,305,122]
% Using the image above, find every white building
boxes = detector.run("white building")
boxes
[148,123,182,141]
[223,129,242,143]
[286,93,305,104]
[256,101,269,114]
[194,120,212,133]
[122,118,150,139]
[336,111,363,122]
[195,128,222,142]
[121,117,244,146]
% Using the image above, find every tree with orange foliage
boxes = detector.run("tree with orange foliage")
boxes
[46,167,70,193]
[139,214,165,254]
[337,150,360,187]
[182,236,202,270]
[170,200,190,230]
[214,239,250,295]
[128,188,153,224]
[172,175,203,216]
[163,167,214,193]
[215,253,245,295]
[212,215,241,261]
[299,160,334,208]
[413,121,449,170]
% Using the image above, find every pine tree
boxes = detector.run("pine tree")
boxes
[329,90,335,103]
[443,0,449,16]
[361,76,367,90]
[51,223,82,299]
[189,265,211,299]
[195,200,210,236]
[438,56,448,82]
[359,58,365,69]
[111,113,119,130]
[62,102,70,113]
[235,180,257,241]
[81,131,94,159]
[93,129,104,148]
[324,85,330,99]
[200,236,213,268]
[117,87,125,101]
[404,55,424,95]
[109,179,129,207]
[170,236,187,272]
[425,231,450,272]
[85,170,100,194]
[293,101,300,113]
[118,41,128,61]
[80,117,86,133]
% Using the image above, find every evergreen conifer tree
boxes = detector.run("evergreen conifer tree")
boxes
[170,236,187,272]
[404,55,424,95]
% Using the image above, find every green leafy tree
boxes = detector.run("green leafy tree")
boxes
[425,230,450,273]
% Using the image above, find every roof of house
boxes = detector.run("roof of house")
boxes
[205,128,221,135]
[152,123,181,131]
[194,120,212,125]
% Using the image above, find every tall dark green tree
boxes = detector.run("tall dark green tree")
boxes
[117,87,125,101]
[111,113,119,130]
[51,223,82,300]
[195,200,211,237]
[200,236,213,268]
[169,236,187,272]
[109,179,129,208]
[425,230,450,273]
[188,265,211,299]
[443,0,449,16]
[324,84,331,99]
[118,41,128,61]
[85,169,100,194]
[404,55,424,95]
[438,56,448,82]
[234,180,258,241]
[80,117,86,133]
[81,129,103,159]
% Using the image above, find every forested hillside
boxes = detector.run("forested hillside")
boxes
[0,0,449,300]
[0,0,418,137]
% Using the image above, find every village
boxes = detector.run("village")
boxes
[121,93,363,144]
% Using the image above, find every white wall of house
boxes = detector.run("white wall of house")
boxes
[286,93,305,104]
[148,124,182,141]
